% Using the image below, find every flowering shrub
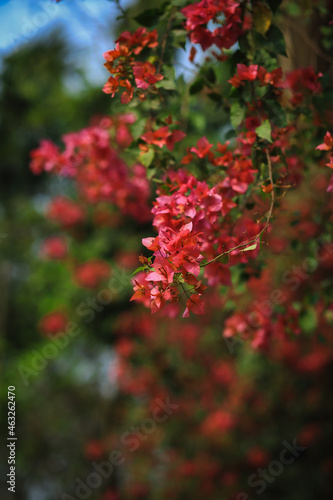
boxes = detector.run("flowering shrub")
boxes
[32,0,333,325]
[26,2,333,496]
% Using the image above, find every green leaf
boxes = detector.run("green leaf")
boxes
[190,112,206,132]
[238,34,250,54]
[189,78,204,95]
[265,25,287,56]
[131,119,146,140]
[140,148,155,167]
[155,79,177,90]
[131,266,146,276]
[172,29,187,49]
[162,65,176,81]
[243,243,258,252]
[299,307,317,334]
[204,67,216,83]
[170,0,188,6]
[263,99,287,128]
[230,101,245,128]
[285,2,302,16]
[256,120,272,142]
[146,166,157,179]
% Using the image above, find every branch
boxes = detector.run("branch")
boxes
[157,7,177,74]
[113,0,130,29]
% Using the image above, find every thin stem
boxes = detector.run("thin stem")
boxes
[179,281,191,301]
[113,0,130,29]
[157,7,177,74]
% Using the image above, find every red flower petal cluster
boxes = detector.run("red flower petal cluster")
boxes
[30,117,151,223]
[131,139,261,315]
[141,126,186,151]
[30,140,62,175]
[131,222,207,316]
[316,131,333,152]
[41,236,67,260]
[181,0,249,52]
[228,64,283,88]
[284,66,322,105]
[201,409,236,436]
[38,311,68,337]
[47,197,86,228]
[74,259,111,289]
[103,28,163,103]
[116,27,158,54]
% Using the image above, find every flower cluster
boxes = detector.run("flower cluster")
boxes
[41,236,67,260]
[228,64,283,88]
[74,259,111,289]
[131,139,262,316]
[38,311,68,337]
[285,66,322,105]
[107,303,333,498]
[47,197,86,228]
[181,0,251,52]
[140,125,186,151]
[103,27,163,103]
[132,222,207,317]
[30,116,151,223]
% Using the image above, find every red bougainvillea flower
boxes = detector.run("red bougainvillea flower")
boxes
[103,76,120,97]
[103,42,130,65]
[229,64,283,88]
[316,131,333,191]
[116,27,158,54]
[41,236,67,260]
[114,251,139,270]
[133,61,163,89]
[30,118,152,223]
[103,29,162,102]
[30,140,60,175]
[111,112,136,149]
[284,66,322,105]
[47,197,85,227]
[201,409,236,436]
[74,260,111,289]
[236,63,258,81]
[316,131,333,151]
[257,66,283,86]
[246,447,270,467]
[38,311,68,336]
[183,293,205,318]
[181,0,247,52]
[141,126,186,151]
[190,136,214,159]
[120,79,134,104]
[84,440,104,460]
[130,271,152,306]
